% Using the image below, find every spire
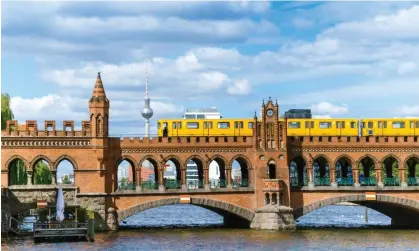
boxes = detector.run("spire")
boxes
[275,99,278,106]
[254,111,257,119]
[92,72,107,98]
[145,59,149,98]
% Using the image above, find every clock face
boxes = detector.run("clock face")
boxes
[266,109,274,116]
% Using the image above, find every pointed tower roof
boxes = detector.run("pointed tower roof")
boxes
[90,72,109,104]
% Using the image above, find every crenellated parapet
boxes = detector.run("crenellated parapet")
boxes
[1,120,91,137]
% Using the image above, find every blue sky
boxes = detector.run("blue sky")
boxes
[2,1,419,139]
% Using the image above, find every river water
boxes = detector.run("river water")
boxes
[2,204,419,250]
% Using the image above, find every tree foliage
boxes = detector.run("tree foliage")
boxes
[1,93,14,130]
[61,175,72,184]
[9,159,27,185]
[34,161,52,185]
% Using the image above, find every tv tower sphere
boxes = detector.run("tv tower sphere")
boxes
[141,98,153,119]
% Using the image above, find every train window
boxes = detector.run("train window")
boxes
[163,122,168,128]
[248,122,254,129]
[197,115,205,119]
[392,121,405,129]
[172,122,177,129]
[417,122,419,128]
[218,122,230,129]
[368,122,373,128]
[240,121,243,128]
[208,122,213,129]
[178,122,182,129]
[384,122,387,128]
[187,122,199,129]
[204,122,207,129]
[158,122,161,129]
[361,122,365,128]
[350,122,356,128]
[288,122,301,129]
[319,122,332,129]
[411,121,415,128]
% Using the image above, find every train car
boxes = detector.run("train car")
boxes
[360,118,419,136]
[157,118,254,137]
[286,118,359,136]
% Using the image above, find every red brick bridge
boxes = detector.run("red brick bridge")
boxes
[2,74,418,230]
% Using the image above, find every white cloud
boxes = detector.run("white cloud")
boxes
[319,5,419,41]
[227,79,251,95]
[397,62,417,75]
[398,105,419,116]
[311,102,348,115]
[312,114,332,119]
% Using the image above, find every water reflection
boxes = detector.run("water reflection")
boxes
[3,205,418,251]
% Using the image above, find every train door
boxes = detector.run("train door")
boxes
[409,121,417,136]
[304,121,313,136]
[203,121,211,136]
[162,122,168,137]
[234,121,243,136]
[377,121,387,136]
[172,122,178,137]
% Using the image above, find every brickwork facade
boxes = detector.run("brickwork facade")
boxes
[1,74,419,230]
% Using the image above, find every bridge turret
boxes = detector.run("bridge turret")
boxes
[89,72,110,138]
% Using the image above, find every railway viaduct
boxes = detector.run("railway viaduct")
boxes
[2,73,419,230]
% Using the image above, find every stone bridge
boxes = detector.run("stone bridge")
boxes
[2,74,418,231]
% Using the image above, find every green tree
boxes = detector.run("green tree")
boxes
[9,159,27,185]
[34,161,52,185]
[61,175,72,184]
[1,93,14,130]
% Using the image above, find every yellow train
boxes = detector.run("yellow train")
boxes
[157,119,254,137]
[157,118,419,137]
[361,119,419,136]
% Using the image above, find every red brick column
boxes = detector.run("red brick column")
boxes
[399,168,407,187]
[204,161,210,190]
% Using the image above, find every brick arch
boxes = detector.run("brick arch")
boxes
[116,155,138,170]
[229,154,252,170]
[357,154,379,167]
[404,154,419,167]
[267,159,276,165]
[54,155,78,170]
[163,155,183,169]
[209,155,229,167]
[289,155,309,166]
[185,155,205,166]
[294,194,419,220]
[4,155,29,171]
[139,155,160,169]
[30,155,54,171]
[117,197,255,222]
[312,154,332,166]
[380,154,401,166]
[333,154,355,167]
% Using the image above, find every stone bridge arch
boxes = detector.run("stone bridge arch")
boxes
[293,194,419,227]
[117,197,255,227]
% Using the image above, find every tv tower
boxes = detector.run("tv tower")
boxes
[141,59,153,138]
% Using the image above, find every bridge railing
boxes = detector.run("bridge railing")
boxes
[408,177,419,186]
[383,177,401,186]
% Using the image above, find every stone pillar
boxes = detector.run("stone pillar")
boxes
[226,168,232,189]
[106,207,118,231]
[158,168,165,191]
[376,162,384,188]
[307,164,314,188]
[330,167,337,187]
[353,168,360,187]
[399,168,407,187]
[51,171,56,185]
[181,167,187,190]
[250,204,296,230]
[136,168,142,192]
[27,172,33,186]
[203,166,210,190]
